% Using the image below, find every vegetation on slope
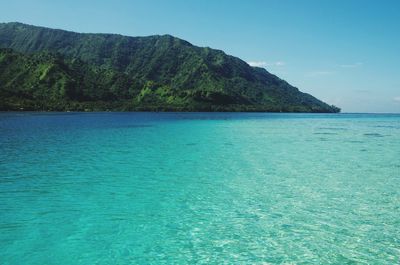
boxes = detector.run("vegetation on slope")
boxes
[0,22,340,112]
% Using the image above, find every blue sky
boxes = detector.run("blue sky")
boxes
[1,0,399,112]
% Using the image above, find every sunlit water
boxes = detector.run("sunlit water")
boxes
[0,112,399,264]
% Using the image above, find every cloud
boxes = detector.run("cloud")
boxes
[339,62,363,68]
[394,96,400,103]
[306,71,335,77]
[247,61,268,67]
[247,61,286,68]
[273,61,286,66]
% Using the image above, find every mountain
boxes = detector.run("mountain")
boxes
[0,22,340,112]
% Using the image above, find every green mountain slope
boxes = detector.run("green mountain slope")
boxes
[0,22,340,112]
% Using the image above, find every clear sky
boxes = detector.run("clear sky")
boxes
[1,0,399,113]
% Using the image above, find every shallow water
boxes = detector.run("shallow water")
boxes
[0,112,399,264]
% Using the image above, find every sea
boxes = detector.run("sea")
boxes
[0,112,399,264]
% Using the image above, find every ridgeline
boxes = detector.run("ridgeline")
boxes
[0,22,340,112]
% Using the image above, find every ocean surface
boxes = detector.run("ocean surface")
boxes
[0,112,399,264]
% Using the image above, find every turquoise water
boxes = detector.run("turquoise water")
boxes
[0,112,399,264]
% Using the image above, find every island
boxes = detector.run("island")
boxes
[0,22,340,112]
